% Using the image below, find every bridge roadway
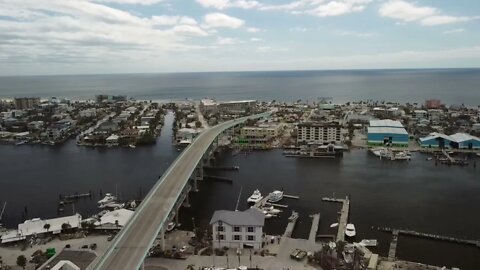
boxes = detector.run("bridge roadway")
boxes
[93,112,269,270]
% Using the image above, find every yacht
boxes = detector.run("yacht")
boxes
[98,193,117,205]
[345,223,356,237]
[247,189,263,204]
[129,144,136,149]
[262,206,281,214]
[166,222,176,232]
[268,190,284,203]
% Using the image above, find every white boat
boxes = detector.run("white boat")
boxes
[359,239,378,247]
[370,148,388,158]
[393,151,411,160]
[262,206,281,214]
[99,202,123,209]
[268,190,284,203]
[345,223,356,237]
[247,189,263,203]
[330,223,339,228]
[98,193,117,205]
[129,144,136,149]
[264,213,276,219]
[166,222,176,232]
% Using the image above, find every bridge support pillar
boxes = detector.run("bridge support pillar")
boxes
[160,225,166,251]
[175,208,179,225]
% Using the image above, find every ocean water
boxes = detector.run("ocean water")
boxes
[1,69,480,105]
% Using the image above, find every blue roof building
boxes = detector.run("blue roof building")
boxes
[419,132,453,148]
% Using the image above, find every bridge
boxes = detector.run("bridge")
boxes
[93,112,270,270]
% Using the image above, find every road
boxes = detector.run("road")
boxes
[93,112,269,270]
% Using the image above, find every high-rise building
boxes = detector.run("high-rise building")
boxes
[14,97,40,110]
[297,122,342,145]
[425,99,441,109]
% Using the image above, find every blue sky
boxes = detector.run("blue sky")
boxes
[0,0,479,75]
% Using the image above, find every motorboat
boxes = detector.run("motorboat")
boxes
[393,151,411,160]
[359,239,378,247]
[247,189,263,204]
[268,190,284,203]
[129,144,136,149]
[262,206,281,214]
[98,193,117,205]
[264,213,277,219]
[288,211,298,222]
[370,148,388,158]
[345,223,356,237]
[166,222,176,232]
[330,223,339,228]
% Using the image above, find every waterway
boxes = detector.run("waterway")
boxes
[1,112,480,269]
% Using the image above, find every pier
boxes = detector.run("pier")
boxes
[388,229,399,261]
[309,213,320,243]
[203,165,239,171]
[376,227,480,248]
[61,192,92,200]
[322,196,350,242]
[284,211,299,237]
[252,194,290,209]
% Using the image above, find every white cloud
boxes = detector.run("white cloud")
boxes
[379,0,436,22]
[246,27,261,33]
[216,37,237,45]
[420,16,474,26]
[290,27,309,32]
[203,12,245,28]
[307,0,372,17]
[257,46,273,52]
[170,25,209,36]
[338,30,374,38]
[151,15,198,26]
[196,0,260,10]
[250,37,263,42]
[443,28,465,35]
[93,0,165,5]
[379,0,477,27]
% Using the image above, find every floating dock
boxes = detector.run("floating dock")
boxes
[375,227,480,248]
[322,196,350,242]
[309,213,320,243]
[284,211,299,237]
[388,229,399,261]
[61,192,92,200]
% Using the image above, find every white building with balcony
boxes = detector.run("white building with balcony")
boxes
[210,208,264,250]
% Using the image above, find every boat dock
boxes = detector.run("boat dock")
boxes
[441,149,456,163]
[376,227,480,248]
[309,213,320,243]
[284,211,299,237]
[203,166,239,171]
[322,196,350,242]
[283,194,300,199]
[253,194,289,209]
[60,192,92,200]
[388,229,399,261]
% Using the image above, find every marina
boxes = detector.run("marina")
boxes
[322,196,350,242]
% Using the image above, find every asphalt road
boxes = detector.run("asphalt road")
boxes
[94,112,268,270]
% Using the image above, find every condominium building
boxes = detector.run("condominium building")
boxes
[296,122,342,145]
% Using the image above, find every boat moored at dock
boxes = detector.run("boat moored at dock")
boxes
[346,223,356,237]
[247,189,263,204]
[268,190,284,203]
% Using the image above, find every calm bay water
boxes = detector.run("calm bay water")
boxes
[1,70,480,268]
[1,69,480,105]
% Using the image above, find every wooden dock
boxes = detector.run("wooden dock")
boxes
[253,194,289,209]
[61,192,92,200]
[322,196,350,242]
[376,227,480,248]
[388,229,399,261]
[309,213,320,243]
[284,211,299,237]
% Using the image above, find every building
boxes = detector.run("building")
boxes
[200,99,218,116]
[369,119,404,129]
[218,100,257,114]
[1,214,82,244]
[413,110,428,120]
[449,133,480,149]
[425,99,441,109]
[210,208,264,250]
[296,122,342,145]
[238,123,282,149]
[14,97,40,110]
[94,209,134,230]
[419,132,453,148]
[106,134,119,146]
[367,127,409,147]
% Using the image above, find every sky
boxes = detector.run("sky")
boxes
[0,0,479,75]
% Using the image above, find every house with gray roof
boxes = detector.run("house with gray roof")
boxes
[210,208,264,250]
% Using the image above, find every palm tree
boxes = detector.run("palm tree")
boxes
[43,223,51,232]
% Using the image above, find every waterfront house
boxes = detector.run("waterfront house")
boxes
[210,208,264,250]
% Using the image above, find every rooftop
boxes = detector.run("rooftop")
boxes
[369,119,404,128]
[367,126,408,135]
[210,208,264,227]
